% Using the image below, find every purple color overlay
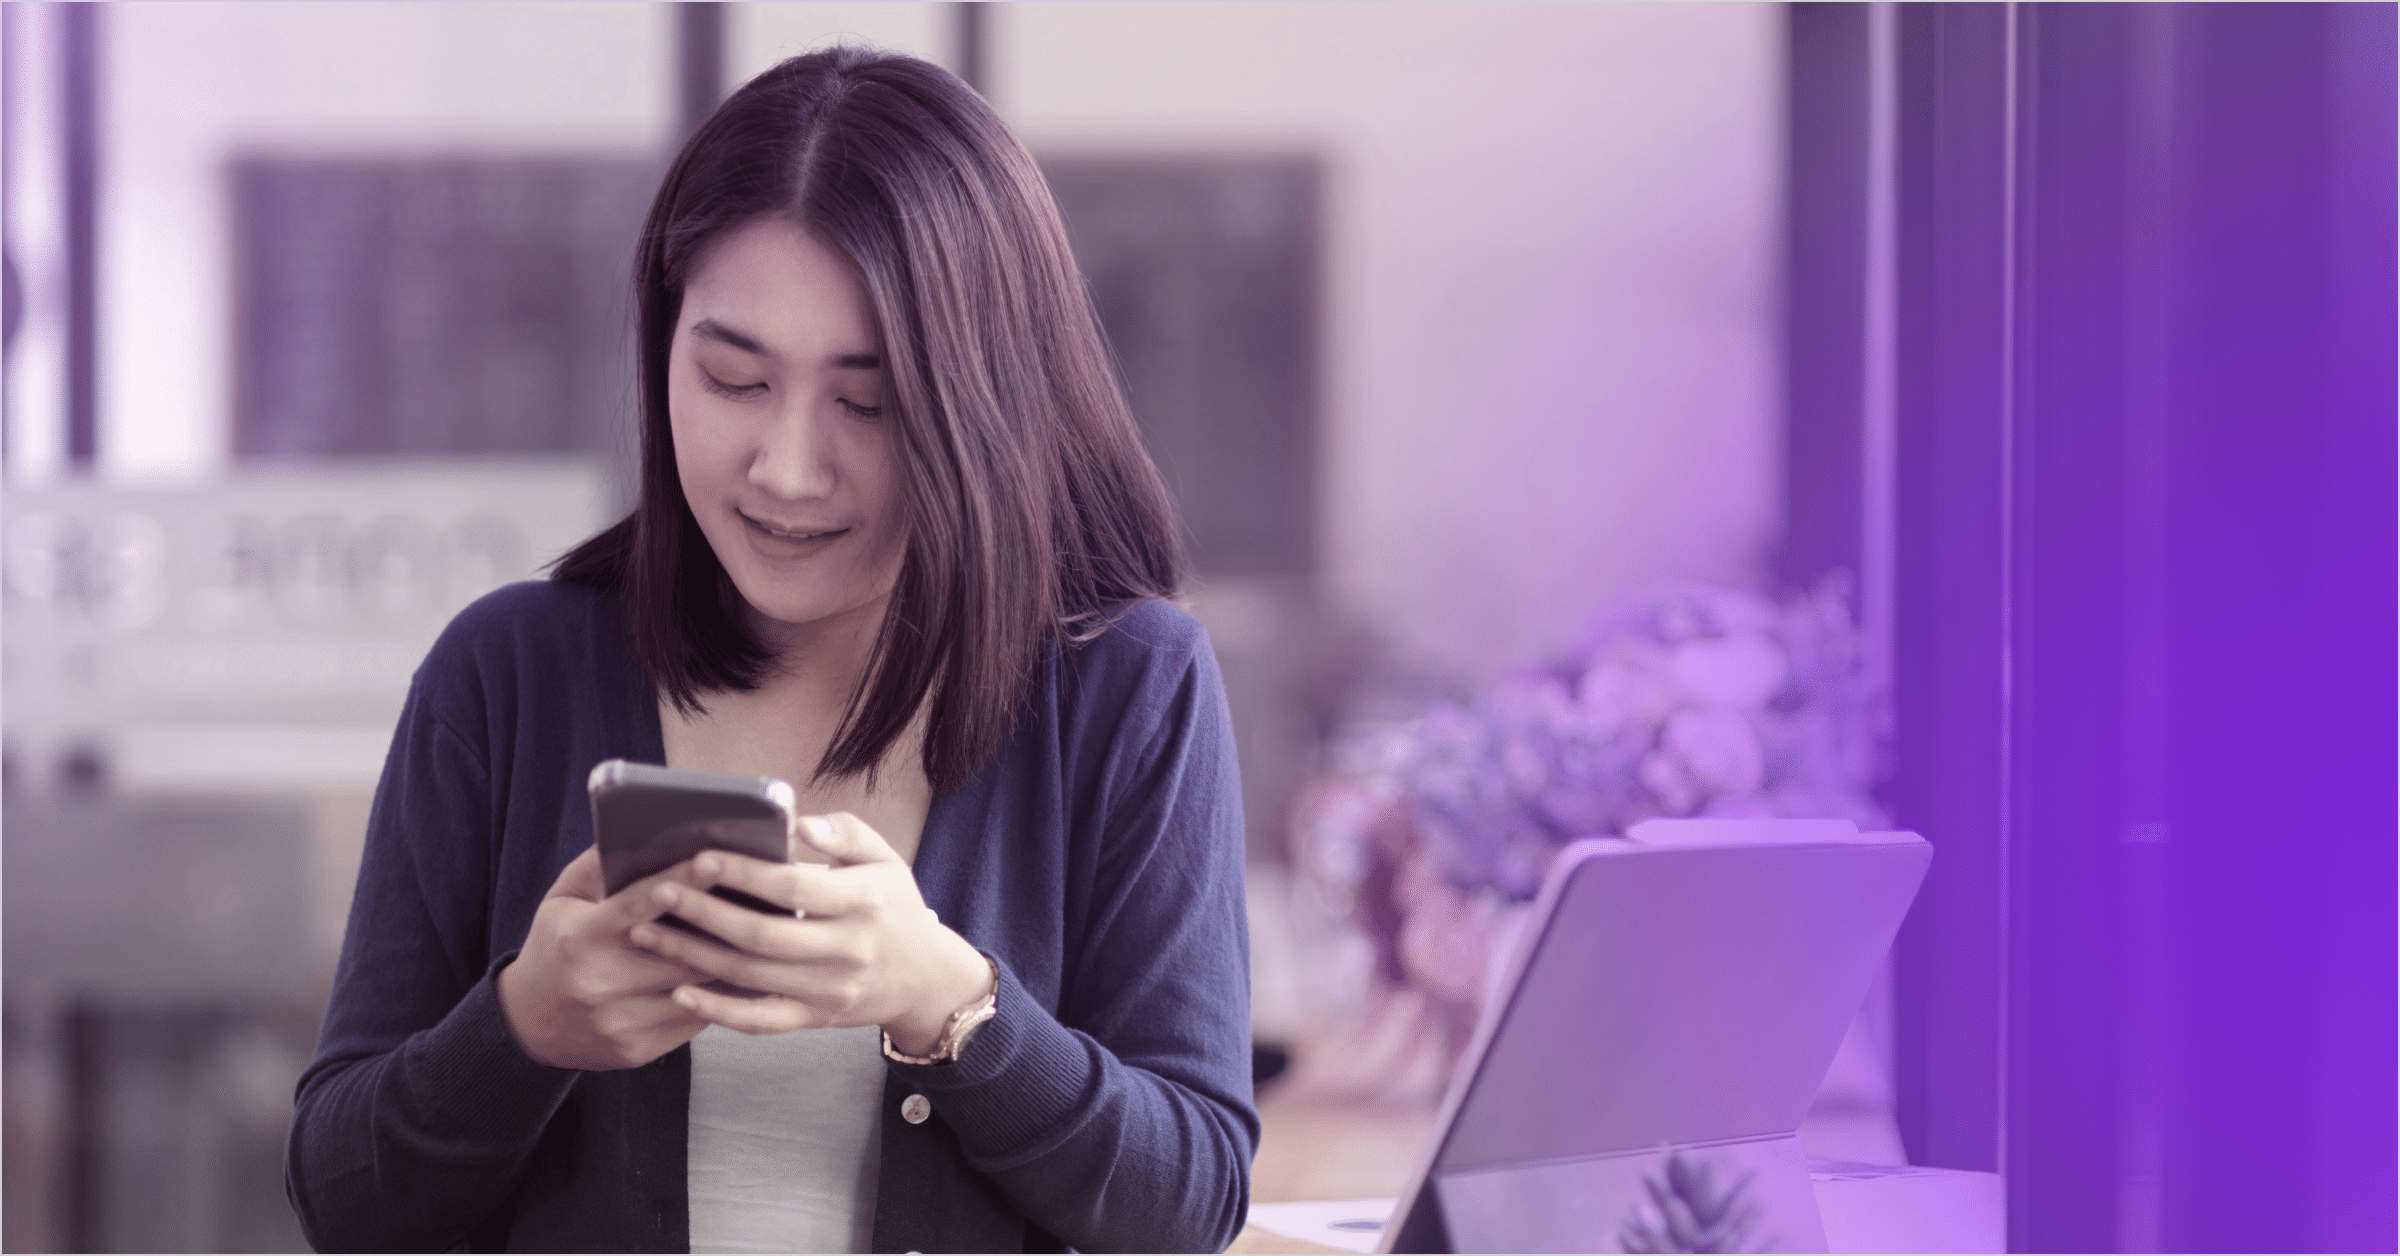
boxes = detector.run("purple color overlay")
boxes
[1844,4,2392,1251]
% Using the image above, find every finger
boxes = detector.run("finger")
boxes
[628,899,750,971]
[672,984,819,1035]
[603,940,721,997]
[592,993,711,1054]
[597,858,717,929]
[687,851,802,911]
[550,846,607,903]
[633,902,859,980]
[540,896,718,995]
[795,812,904,868]
[635,915,808,996]
[643,879,819,962]
[697,851,867,920]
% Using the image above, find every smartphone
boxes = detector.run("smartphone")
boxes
[587,759,799,940]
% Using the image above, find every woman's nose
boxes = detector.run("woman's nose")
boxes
[747,400,839,499]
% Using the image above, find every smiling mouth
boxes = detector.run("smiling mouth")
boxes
[738,511,850,543]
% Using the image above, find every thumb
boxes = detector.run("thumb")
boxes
[551,845,606,902]
[795,811,903,868]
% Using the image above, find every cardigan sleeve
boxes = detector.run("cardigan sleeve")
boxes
[886,616,1260,1253]
[284,647,582,1252]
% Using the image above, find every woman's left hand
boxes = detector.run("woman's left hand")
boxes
[627,812,995,1056]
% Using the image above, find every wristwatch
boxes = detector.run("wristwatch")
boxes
[882,955,1000,1066]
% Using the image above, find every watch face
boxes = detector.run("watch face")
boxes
[949,1007,995,1060]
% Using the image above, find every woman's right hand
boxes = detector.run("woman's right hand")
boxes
[496,846,716,1070]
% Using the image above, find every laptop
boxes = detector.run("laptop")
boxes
[1376,818,1933,1254]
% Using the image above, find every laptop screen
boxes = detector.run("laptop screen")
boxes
[1384,823,1931,1252]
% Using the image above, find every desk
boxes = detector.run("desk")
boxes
[1239,1159,2005,1254]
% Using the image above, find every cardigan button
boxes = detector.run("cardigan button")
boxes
[901,1093,932,1124]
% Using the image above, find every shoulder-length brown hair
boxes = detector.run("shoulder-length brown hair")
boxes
[554,47,1185,794]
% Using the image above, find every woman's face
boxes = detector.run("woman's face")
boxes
[668,217,905,648]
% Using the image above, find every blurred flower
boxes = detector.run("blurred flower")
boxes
[1661,706,1765,796]
[1669,629,1786,711]
[1292,577,1887,1024]
[1395,857,1488,1002]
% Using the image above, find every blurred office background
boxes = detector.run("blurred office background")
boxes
[1,4,2388,1253]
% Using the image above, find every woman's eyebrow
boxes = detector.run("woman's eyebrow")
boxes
[690,318,770,356]
[691,318,878,370]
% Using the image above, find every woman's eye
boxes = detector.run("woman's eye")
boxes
[701,370,767,400]
[838,398,884,419]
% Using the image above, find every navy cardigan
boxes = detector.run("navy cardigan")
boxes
[286,582,1257,1253]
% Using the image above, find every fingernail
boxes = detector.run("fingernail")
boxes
[673,988,699,1009]
[696,853,721,877]
[630,925,657,947]
[653,883,679,907]
[801,816,830,843]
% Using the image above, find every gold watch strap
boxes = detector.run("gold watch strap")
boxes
[882,955,1000,1066]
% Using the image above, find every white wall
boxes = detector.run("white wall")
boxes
[999,2,1783,685]
[4,4,72,483]
[84,1,1780,686]
[98,2,672,483]
[730,2,955,81]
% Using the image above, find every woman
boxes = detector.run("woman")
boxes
[286,48,1256,1254]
